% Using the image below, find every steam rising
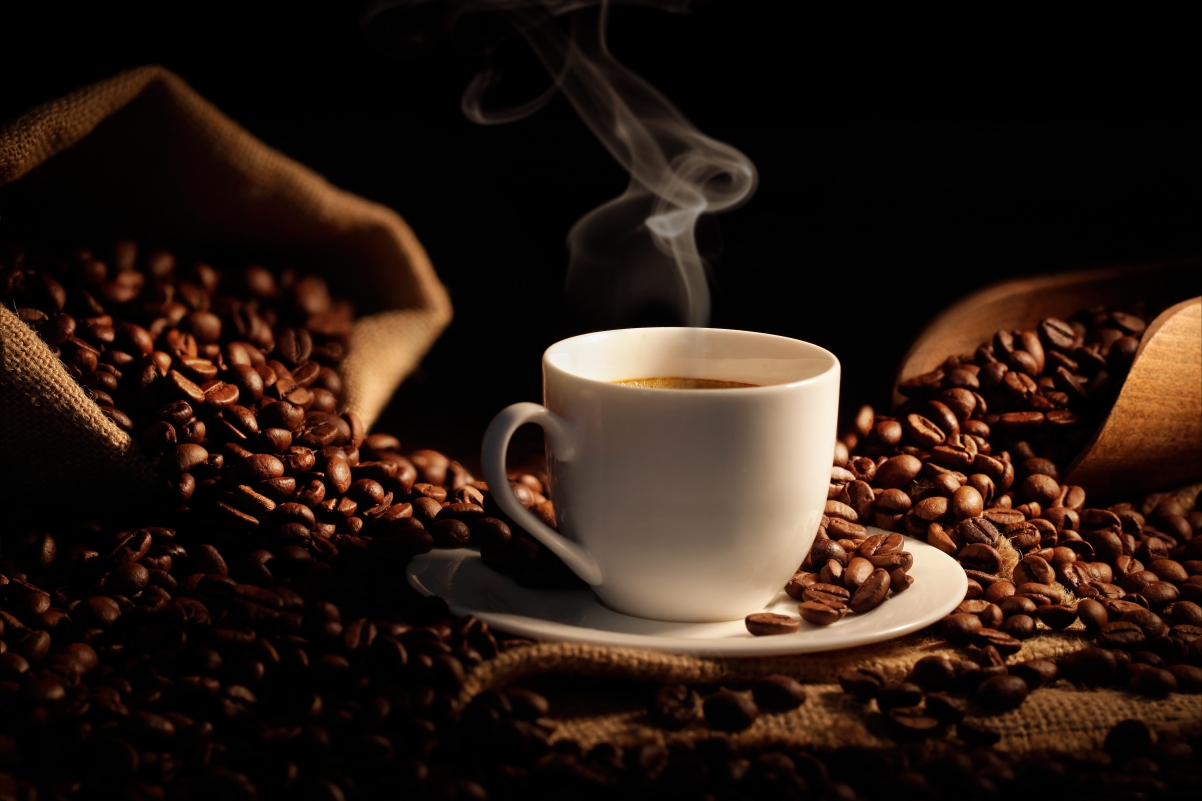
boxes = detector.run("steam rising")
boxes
[367,0,757,327]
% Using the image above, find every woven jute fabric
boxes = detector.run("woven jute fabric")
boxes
[551,684,1202,755]
[0,66,451,508]
[460,631,1097,702]
[462,633,1202,753]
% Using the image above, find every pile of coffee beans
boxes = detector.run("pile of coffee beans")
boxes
[838,654,1054,744]
[3,240,352,445]
[758,534,915,633]
[646,675,808,733]
[612,718,1195,799]
[816,304,1202,705]
[0,240,568,799]
[2,240,575,573]
[3,240,1199,797]
[793,305,1202,738]
[0,492,547,799]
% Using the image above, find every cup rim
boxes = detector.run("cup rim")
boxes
[542,326,840,392]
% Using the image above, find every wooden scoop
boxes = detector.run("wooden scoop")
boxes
[895,261,1201,501]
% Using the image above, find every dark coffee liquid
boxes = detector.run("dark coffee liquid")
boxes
[611,377,759,390]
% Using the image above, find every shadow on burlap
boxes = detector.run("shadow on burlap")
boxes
[0,66,451,511]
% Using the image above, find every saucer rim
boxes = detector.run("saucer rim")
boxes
[406,531,967,657]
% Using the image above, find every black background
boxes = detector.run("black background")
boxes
[2,2,1198,466]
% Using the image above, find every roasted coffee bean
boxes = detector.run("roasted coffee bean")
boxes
[920,693,965,726]
[1172,600,1202,627]
[876,680,923,711]
[752,675,807,711]
[958,543,1002,574]
[650,684,700,730]
[940,614,983,645]
[1124,664,1176,698]
[810,539,849,567]
[75,596,122,627]
[1077,598,1108,633]
[161,443,208,476]
[909,655,957,692]
[869,419,904,449]
[1060,647,1118,686]
[971,628,1022,657]
[977,603,1004,629]
[849,569,890,613]
[957,720,1002,746]
[192,543,229,575]
[1138,580,1180,609]
[1148,558,1189,586]
[902,413,945,448]
[911,496,948,522]
[745,613,801,636]
[876,454,923,489]
[1017,583,1062,604]
[802,583,850,606]
[888,706,941,738]
[1037,604,1078,630]
[1000,614,1036,639]
[1120,607,1167,639]
[1168,664,1202,693]
[927,523,960,556]
[843,557,874,591]
[819,558,844,586]
[874,488,912,514]
[858,532,903,558]
[838,667,886,700]
[784,571,818,601]
[950,486,984,520]
[974,674,1029,713]
[983,579,1015,605]
[1097,620,1147,650]
[1013,555,1056,586]
[703,690,759,732]
[955,516,1000,546]
[412,497,444,524]
[1102,719,1154,764]
[104,563,149,596]
[430,519,471,549]
[889,567,913,593]
[1011,659,1058,689]
[799,600,847,626]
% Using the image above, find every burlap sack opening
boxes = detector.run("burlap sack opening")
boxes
[0,65,452,508]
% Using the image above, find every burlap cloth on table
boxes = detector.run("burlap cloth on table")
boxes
[0,65,452,508]
[460,486,1202,754]
[462,631,1202,755]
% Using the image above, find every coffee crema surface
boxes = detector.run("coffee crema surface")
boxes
[611,376,759,390]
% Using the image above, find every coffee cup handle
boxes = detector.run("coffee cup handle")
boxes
[482,402,602,586]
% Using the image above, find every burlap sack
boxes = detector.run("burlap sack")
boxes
[0,66,451,507]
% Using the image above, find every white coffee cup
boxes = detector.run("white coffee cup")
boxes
[482,327,840,622]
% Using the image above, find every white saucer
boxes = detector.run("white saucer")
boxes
[406,528,967,656]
